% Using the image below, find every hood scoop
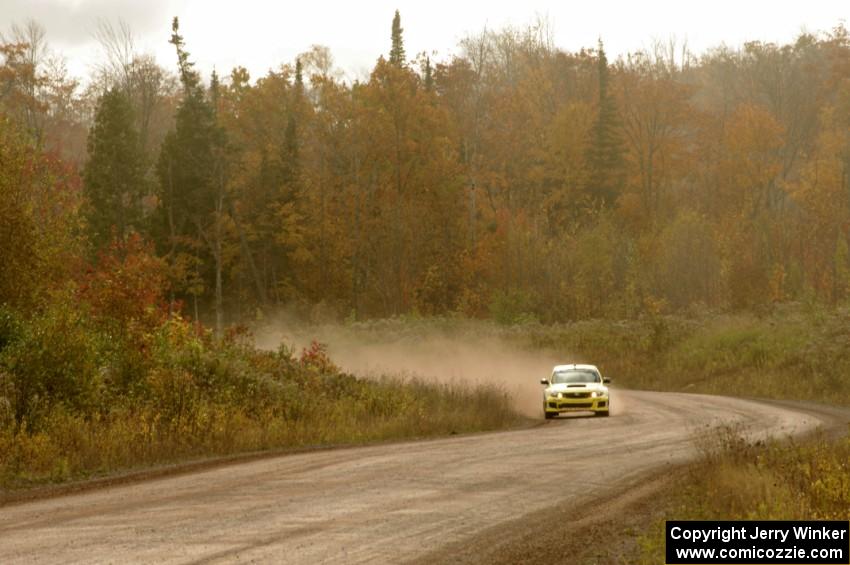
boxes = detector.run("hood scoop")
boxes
[566,384,586,388]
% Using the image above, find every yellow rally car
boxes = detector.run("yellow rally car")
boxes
[540,364,611,419]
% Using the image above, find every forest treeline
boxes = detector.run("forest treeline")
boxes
[3,13,850,328]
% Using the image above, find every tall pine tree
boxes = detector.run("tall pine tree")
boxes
[423,56,433,91]
[83,88,146,249]
[156,17,228,332]
[389,10,405,66]
[585,40,625,209]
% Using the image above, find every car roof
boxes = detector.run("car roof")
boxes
[552,364,599,372]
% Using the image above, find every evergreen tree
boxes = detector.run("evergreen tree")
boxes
[295,58,304,92]
[281,113,300,187]
[158,18,217,219]
[585,40,625,208]
[83,87,146,248]
[424,56,433,91]
[156,17,227,332]
[287,59,303,187]
[389,10,405,66]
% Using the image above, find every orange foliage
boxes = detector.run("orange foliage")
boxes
[78,234,170,336]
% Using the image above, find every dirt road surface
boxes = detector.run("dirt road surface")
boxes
[1,390,845,564]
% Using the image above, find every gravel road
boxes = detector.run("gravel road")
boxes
[0,390,844,564]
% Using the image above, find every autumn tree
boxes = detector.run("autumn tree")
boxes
[789,103,850,301]
[0,21,48,143]
[8,16,846,321]
[0,118,39,307]
[618,45,693,226]
[656,211,721,308]
[219,59,312,311]
[356,44,465,314]
[0,116,83,308]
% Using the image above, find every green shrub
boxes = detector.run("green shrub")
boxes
[489,289,539,325]
[0,305,22,353]
[0,301,104,428]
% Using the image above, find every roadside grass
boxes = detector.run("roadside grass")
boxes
[0,376,520,491]
[633,428,850,564]
[0,309,523,491]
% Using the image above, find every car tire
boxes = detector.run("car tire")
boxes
[595,410,610,417]
[544,411,555,420]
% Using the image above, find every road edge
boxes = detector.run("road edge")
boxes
[0,417,543,508]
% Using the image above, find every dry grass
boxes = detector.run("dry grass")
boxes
[0,308,525,491]
[633,427,850,563]
[0,377,522,490]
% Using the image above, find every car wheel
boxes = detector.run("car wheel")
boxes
[595,410,610,417]
[544,411,555,419]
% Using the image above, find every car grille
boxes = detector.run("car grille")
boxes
[562,402,592,409]
[563,392,591,399]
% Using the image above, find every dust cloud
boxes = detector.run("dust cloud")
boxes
[254,320,565,417]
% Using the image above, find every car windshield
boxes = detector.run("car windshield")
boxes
[551,369,600,384]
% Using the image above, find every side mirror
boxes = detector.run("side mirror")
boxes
[603,377,612,384]
[540,379,550,386]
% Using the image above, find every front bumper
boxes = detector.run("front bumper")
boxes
[545,397,609,413]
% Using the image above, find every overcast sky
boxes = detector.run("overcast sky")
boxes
[2,0,849,84]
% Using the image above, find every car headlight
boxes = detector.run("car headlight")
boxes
[592,389,608,398]
[548,391,560,398]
